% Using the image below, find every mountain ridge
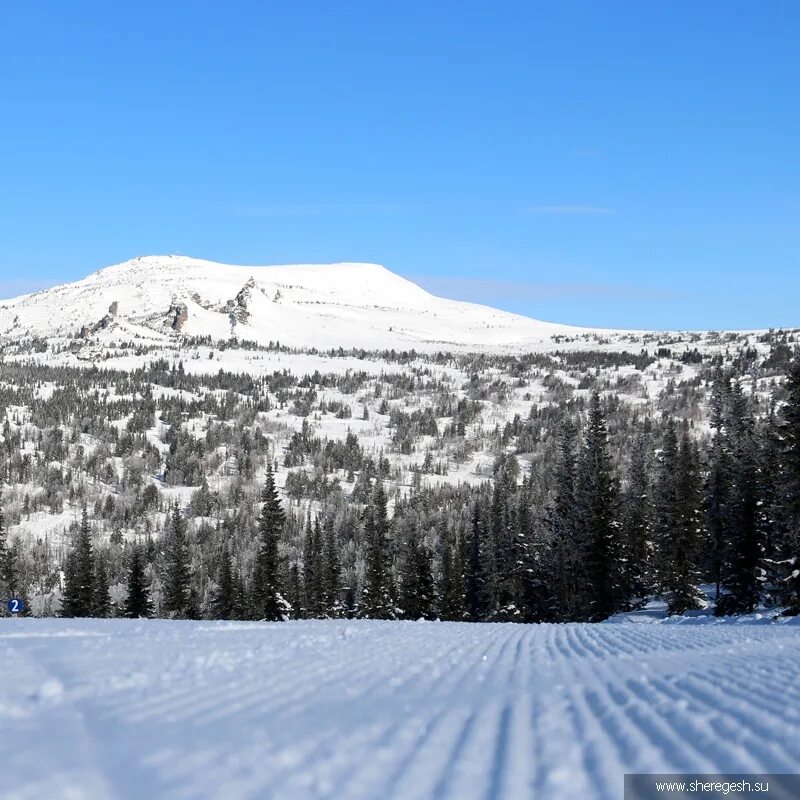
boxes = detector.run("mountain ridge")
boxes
[0,255,584,351]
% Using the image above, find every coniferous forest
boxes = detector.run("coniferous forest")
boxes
[1,336,799,623]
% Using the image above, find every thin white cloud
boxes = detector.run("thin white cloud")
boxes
[524,205,612,215]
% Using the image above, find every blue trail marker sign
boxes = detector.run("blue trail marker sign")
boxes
[6,598,25,615]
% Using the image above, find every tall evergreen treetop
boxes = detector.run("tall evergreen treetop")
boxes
[61,506,95,618]
[92,556,112,618]
[577,393,623,621]
[780,359,800,614]
[360,481,394,619]
[254,464,286,621]
[162,504,191,618]
[210,544,234,620]
[124,546,153,618]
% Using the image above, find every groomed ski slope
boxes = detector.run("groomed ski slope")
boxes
[2,619,800,800]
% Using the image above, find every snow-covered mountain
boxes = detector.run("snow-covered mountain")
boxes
[0,255,584,351]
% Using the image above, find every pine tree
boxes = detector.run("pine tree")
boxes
[162,504,191,618]
[547,418,582,620]
[231,569,249,621]
[124,547,152,618]
[254,465,285,620]
[400,524,435,619]
[576,393,623,621]
[652,419,680,596]
[360,481,394,618]
[464,501,485,621]
[439,521,463,620]
[61,506,95,617]
[321,519,342,617]
[0,506,9,609]
[621,432,653,607]
[92,556,112,618]
[1,534,28,616]
[209,544,234,619]
[439,531,455,619]
[187,583,201,621]
[484,456,521,622]
[517,474,551,622]
[779,359,800,614]
[193,475,213,517]
[759,401,783,603]
[287,562,303,619]
[302,516,322,617]
[717,386,763,615]
[705,370,733,600]
[0,506,22,616]
[311,519,325,611]
[664,427,705,614]
[451,526,467,619]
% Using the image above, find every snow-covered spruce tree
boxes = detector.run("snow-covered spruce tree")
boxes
[1,506,27,617]
[209,544,234,620]
[399,523,435,620]
[439,520,465,620]
[705,370,733,601]
[5,547,28,615]
[464,500,486,621]
[0,506,8,607]
[61,506,95,618]
[124,547,152,618]
[253,464,286,621]
[162,504,192,619]
[518,474,552,622]
[312,518,326,612]
[0,507,18,616]
[478,485,499,618]
[191,476,214,518]
[575,393,623,621]
[231,568,249,621]
[780,358,800,615]
[620,430,653,609]
[321,518,342,617]
[663,427,705,615]
[759,400,784,604]
[92,556,112,618]
[302,516,323,618]
[287,562,303,619]
[652,419,680,597]
[359,481,394,619]
[547,418,582,620]
[488,455,522,621]
[439,528,456,619]
[451,525,468,619]
[716,384,763,615]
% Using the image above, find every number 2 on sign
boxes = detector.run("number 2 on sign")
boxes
[7,598,23,614]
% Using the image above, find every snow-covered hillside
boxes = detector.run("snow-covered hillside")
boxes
[0,255,583,351]
[3,617,800,800]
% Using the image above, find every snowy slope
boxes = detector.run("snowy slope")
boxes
[0,255,584,351]
[2,618,800,800]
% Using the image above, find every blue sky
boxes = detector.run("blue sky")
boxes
[1,2,797,329]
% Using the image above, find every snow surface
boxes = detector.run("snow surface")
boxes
[0,255,588,351]
[2,618,800,800]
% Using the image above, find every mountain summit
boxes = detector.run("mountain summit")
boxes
[0,255,580,350]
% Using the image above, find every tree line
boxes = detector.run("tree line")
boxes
[8,359,795,622]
